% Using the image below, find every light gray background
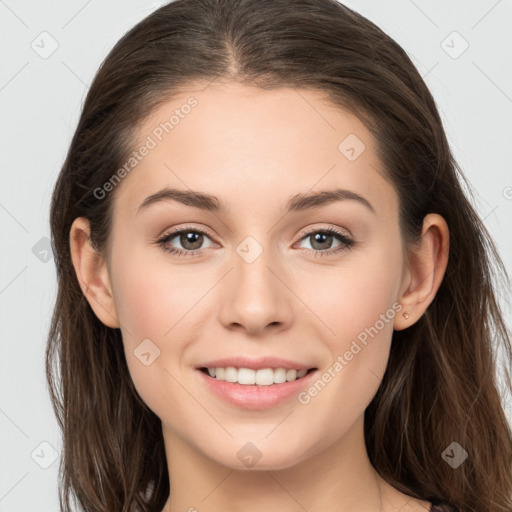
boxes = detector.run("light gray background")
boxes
[1,1,511,510]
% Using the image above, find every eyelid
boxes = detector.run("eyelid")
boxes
[296,223,353,241]
[157,223,217,241]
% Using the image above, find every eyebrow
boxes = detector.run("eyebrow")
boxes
[136,187,375,215]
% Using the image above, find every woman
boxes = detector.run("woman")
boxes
[46,0,512,511]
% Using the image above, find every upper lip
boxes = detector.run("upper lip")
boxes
[197,356,317,371]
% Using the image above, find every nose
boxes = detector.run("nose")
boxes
[218,244,293,336]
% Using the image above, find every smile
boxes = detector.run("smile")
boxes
[197,367,318,410]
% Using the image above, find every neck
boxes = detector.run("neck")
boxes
[162,415,386,512]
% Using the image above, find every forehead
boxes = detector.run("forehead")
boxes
[111,82,396,220]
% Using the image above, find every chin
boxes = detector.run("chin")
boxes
[206,439,310,471]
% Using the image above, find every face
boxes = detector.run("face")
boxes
[104,82,407,470]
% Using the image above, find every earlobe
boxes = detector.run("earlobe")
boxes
[69,217,120,328]
[394,213,449,331]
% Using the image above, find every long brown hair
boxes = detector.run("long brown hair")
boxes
[46,0,512,510]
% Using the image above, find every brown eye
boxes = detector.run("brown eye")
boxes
[176,231,204,250]
[156,227,215,256]
[309,232,335,250]
[297,228,354,257]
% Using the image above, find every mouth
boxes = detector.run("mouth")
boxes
[196,365,319,410]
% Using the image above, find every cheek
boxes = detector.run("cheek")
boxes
[292,280,398,439]
[301,243,403,397]
[111,242,196,342]
[112,263,193,415]
[305,250,401,343]
[109,245,189,387]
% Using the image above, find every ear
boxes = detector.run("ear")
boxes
[394,213,449,330]
[69,217,120,328]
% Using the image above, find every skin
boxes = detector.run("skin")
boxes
[70,82,449,511]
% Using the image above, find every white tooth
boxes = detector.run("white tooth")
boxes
[273,368,287,383]
[225,366,238,383]
[255,368,275,386]
[237,368,256,385]
[286,369,297,381]
[211,367,309,384]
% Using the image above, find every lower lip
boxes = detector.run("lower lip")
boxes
[196,369,317,410]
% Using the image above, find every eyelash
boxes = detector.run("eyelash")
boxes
[155,225,354,259]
